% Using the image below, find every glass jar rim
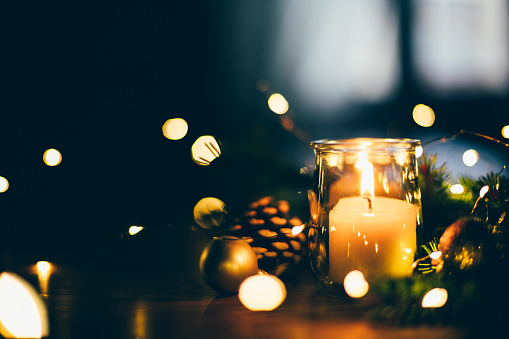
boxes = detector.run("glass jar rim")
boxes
[310,138,421,151]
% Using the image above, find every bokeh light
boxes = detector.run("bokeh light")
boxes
[0,176,8,193]
[238,274,287,311]
[412,104,435,127]
[193,197,226,229]
[43,149,62,166]
[450,184,464,194]
[480,185,490,199]
[429,251,442,260]
[291,225,305,235]
[162,118,188,140]
[503,125,509,139]
[268,93,289,114]
[255,79,270,92]
[422,288,448,308]
[462,149,479,167]
[415,145,423,158]
[343,270,369,298]
[191,135,221,166]
[129,226,144,235]
[0,272,49,338]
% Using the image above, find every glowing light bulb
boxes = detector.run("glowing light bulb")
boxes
[162,118,188,140]
[43,149,62,166]
[193,197,226,229]
[480,185,489,199]
[268,93,289,114]
[415,145,423,158]
[0,176,8,193]
[450,184,464,194]
[412,104,435,127]
[239,274,287,311]
[343,270,369,298]
[463,149,479,167]
[502,125,509,139]
[430,251,442,260]
[422,288,448,308]
[0,272,49,338]
[291,225,305,235]
[191,136,221,166]
[129,226,144,235]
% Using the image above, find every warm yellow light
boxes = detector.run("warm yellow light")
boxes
[0,176,8,193]
[268,93,289,114]
[412,104,435,127]
[463,149,479,167]
[129,226,144,235]
[360,162,375,198]
[162,118,188,140]
[193,197,226,229]
[343,270,369,298]
[35,262,52,299]
[291,225,305,235]
[0,272,49,338]
[502,125,509,139]
[191,135,221,166]
[36,261,51,275]
[450,184,464,194]
[422,288,448,308]
[238,274,287,311]
[43,148,62,166]
[415,145,423,158]
[429,251,442,260]
[480,185,490,199]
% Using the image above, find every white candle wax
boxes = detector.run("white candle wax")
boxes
[329,196,417,283]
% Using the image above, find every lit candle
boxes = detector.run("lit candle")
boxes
[329,156,417,282]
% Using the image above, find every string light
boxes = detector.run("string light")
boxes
[343,270,369,298]
[422,288,448,308]
[450,184,464,194]
[43,149,62,166]
[268,93,289,114]
[128,226,144,235]
[162,118,188,140]
[462,149,479,167]
[412,104,435,127]
[0,176,8,193]
[191,136,221,165]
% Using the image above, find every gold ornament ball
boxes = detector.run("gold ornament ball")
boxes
[199,236,259,293]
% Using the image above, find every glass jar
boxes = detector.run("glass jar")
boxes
[308,138,422,297]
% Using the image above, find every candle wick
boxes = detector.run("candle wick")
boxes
[363,197,372,211]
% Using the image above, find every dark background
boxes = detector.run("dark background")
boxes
[1,1,508,263]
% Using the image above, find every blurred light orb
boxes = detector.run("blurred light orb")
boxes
[238,274,287,311]
[129,226,144,236]
[480,185,490,199]
[422,288,448,308]
[255,79,270,92]
[43,148,62,166]
[194,197,226,229]
[162,118,188,140]
[415,145,423,158]
[191,135,221,166]
[463,149,479,167]
[291,225,305,235]
[268,93,289,114]
[0,176,8,193]
[0,272,49,338]
[430,251,442,260]
[502,125,509,139]
[343,270,369,298]
[412,104,435,127]
[450,184,464,194]
[36,261,51,274]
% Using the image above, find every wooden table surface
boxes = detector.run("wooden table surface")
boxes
[12,251,473,339]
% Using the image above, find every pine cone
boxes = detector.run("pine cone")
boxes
[226,196,307,276]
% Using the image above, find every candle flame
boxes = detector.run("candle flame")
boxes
[360,161,375,198]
